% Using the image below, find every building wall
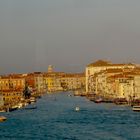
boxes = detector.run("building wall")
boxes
[134,76,140,98]
[86,64,135,93]
[0,90,23,105]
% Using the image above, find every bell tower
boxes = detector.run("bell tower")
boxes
[48,65,53,73]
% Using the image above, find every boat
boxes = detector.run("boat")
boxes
[30,97,36,104]
[75,106,80,111]
[24,104,37,110]
[0,107,6,112]
[25,106,37,110]
[16,103,24,109]
[74,91,80,96]
[114,98,128,105]
[37,95,41,99]
[0,110,6,113]
[132,106,140,112]
[8,106,18,112]
[131,99,140,106]
[68,94,72,97]
[94,98,103,103]
[0,116,7,122]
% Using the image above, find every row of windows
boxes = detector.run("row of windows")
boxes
[2,93,22,96]
[3,97,21,101]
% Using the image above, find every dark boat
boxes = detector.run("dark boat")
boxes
[131,99,140,106]
[114,98,128,105]
[8,105,18,112]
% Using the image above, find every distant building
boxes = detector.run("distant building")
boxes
[44,72,65,92]
[26,72,45,94]
[43,72,85,92]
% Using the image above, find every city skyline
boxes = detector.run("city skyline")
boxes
[0,0,140,74]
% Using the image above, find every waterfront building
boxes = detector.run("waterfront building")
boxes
[0,94,4,106]
[43,72,85,92]
[0,74,26,105]
[43,72,64,92]
[87,65,140,100]
[0,74,25,91]
[105,69,140,100]
[26,72,45,94]
[133,75,140,99]
[61,73,85,91]
[93,69,127,97]
[34,72,45,93]
[86,60,135,93]
[107,74,134,100]
[0,89,23,105]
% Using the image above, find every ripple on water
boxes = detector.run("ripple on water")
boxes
[0,93,140,140]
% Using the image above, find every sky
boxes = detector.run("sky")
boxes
[0,0,140,74]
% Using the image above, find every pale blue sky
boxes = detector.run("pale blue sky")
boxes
[0,0,140,74]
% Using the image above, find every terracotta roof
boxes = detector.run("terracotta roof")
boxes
[87,60,111,67]
[87,60,135,67]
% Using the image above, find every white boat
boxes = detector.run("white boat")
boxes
[75,106,80,111]
[132,106,140,112]
[30,97,36,103]
[25,106,37,110]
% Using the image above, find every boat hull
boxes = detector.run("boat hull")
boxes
[132,106,140,112]
[0,116,7,122]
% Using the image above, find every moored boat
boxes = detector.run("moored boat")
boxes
[74,91,80,96]
[94,98,102,103]
[0,109,6,113]
[132,106,140,112]
[30,97,36,103]
[25,106,37,110]
[114,98,128,105]
[9,105,18,112]
[0,116,7,122]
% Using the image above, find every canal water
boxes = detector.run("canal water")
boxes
[0,92,140,140]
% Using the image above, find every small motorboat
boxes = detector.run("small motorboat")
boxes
[68,94,72,97]
[132,106,140,112]
[0,116,7,122]
[75,106,80,111]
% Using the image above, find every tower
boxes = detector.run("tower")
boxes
[48,65,53,73]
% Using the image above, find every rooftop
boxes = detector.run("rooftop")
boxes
[87,60,135,67]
